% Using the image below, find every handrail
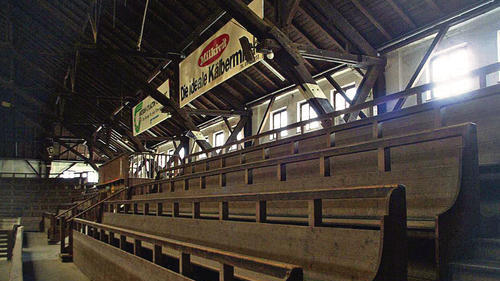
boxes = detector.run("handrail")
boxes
[69,187,128,221]
[109,184,399,208]
[159,62,499,170]
[56,192,100,219]
[129,123,473,192]
[73,218,303,280]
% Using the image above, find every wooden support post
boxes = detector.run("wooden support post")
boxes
[219,263,234,281]
[393,25,449,110]
[134,239,142,257]
[156,203,163,216]
[378,147,391,172]
[144,203,149,215]
[256,201,267,223]
[193,202,200,219]
[308,199,322,227]
[108,232,114,245]
[68,221,73,255]
[320,156,330,177]
[277,163,286,181]
[60,218,66,253]
[170,181,175,192]
[180,253,192,277]
[184,179,189,190]
[219,173,226,187]
[434,107,443,128]
[100,229,106,242]
[133,203,138,214]
[372,120,382,139]
[219,202,229,220]
[119,235,126,250]
[172,202,179,217]
[153,245,162,265]
[245,169,253,184]
[200,176,206,189]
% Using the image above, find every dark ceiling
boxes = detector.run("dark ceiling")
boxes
[0,0,494,160]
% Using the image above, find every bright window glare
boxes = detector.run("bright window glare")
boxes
[431,46,473,99]
[87,171,98,183]
[61,170,74,178]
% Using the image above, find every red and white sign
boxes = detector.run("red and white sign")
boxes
[178,0,263,108]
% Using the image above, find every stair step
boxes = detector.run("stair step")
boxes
[450,260,500,281]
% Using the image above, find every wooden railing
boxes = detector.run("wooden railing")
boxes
[157,62,499,174]
[44,192,101,244]
[59,187,129,255]
[73,218,304,281]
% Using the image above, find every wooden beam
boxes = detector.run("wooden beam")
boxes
[57,140,99,171]
[424,0,443,16]
[25,160,40,178]
[384,0,416,29]
[183,108,249,117]
[324,75,367,119]
[212,0,336,128]
[343,65,384,122]
[393,25,449,110]
[258,40,384,68]
[224,116,249,151]
[256,96,276,137]
[350,0,392,40]
[277,0,302,27]
[55,163,77,178]
[311,0,377,55]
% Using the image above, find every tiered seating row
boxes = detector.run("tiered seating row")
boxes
[127,123,479,281]
[72,218,304,281]
[101,185,407,281]
[0,178,82,218]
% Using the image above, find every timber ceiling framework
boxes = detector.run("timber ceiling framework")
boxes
[0,0,497,160]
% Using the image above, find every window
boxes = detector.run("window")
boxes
[87,171,98,183]
[297,102,319,132]
[270,108,288,139]
[214,131,225,153]
[430,44,473,99]
[331,84,356,112]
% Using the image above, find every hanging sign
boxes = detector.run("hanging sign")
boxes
[178,0,264,108]
[132,80,171,136]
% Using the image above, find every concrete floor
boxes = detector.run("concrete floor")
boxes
[22,232,89,281]
[0,260,10,281]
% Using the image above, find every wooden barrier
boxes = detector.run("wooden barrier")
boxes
[151,63,499,181]
[73,218,304,281]
[102,185,407,281]
[126,123,479,281]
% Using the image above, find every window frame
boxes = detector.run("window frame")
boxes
[270,107,288,140]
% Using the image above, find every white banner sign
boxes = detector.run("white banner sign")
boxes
[132,80,171,136]
[178,0,263,108]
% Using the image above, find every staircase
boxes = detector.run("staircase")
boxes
[0,230,8,261]
[449,165,500,280]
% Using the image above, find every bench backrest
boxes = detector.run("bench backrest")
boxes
[103,185,407,281]
[131,124,477,221]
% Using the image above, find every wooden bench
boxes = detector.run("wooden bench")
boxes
[128,123,479,281]
[103,184,407,281]
[72,218,304,281]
